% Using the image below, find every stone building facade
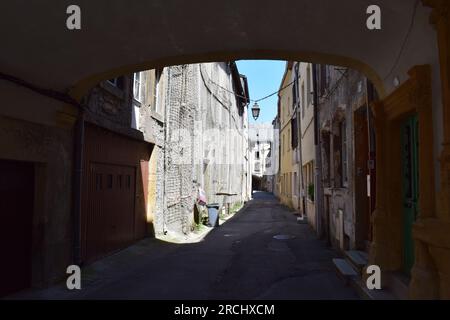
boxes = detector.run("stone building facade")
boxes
[154,62,251,236]
[249,122,278,192]
[0,70,160,294]
[272,115,281,198]
[294,62,316,226]
[0,60,250,296]
[80,74,155,263]
[315,66,376,252]
[277,63,296,209]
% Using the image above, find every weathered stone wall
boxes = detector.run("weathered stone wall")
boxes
[84,78,133,129]
[161,65,196,233]
[84,72,164,238]
[318,66,367,250]
[197,63,248,209]
[0,115,73,286]
[159,63,249,234]
[136,70,165,236]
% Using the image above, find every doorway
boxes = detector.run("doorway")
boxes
[0,159,34,296]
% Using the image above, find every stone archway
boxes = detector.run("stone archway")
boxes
[1,0,449,299]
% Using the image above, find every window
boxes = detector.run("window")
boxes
[307,65,312,107]
[287,129,290,151]
[256,151,260,160]
[154,69,162,113]
[133,72,143,102]
[289,172,292,196]
[117,175,122,189]
[291,117,298,149]
[301,83,305,118]
[95,173,102,190]
[150,68,165,119]
[334,120,347,188]
[293,172,298,196]
[320,65,328,96]
[107,174,113,189]
[308,162,315,202]
[302,165,307,192]
[131,101,140,129]
[322,132,331,187]
[293,63,299,106]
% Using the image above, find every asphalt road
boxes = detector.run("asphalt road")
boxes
[13,191,359,300]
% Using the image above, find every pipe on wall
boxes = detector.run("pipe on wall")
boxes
[312,63,324,237]
[72,107,85,266]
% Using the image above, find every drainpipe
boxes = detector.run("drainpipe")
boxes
[312,63,324,237]
[298,112,305,217]
[72,106,85,266]
[295,63,306,217]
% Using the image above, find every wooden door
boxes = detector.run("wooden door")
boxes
[354,108,370,250]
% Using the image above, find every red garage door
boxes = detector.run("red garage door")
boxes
[81,124,151,263]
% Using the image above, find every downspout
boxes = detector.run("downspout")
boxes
[313,63,324,237]
[299,118,306,216]
[72,106,85,266]
[295,63,306,217]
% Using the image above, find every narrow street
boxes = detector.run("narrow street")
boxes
[3,1,450,301]
[15,192,358,300]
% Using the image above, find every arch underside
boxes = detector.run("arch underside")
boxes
[0,0,436,101]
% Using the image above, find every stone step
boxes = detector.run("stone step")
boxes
[332,258,358,285]
[351,278,397,300]
[344,250,368,274]
[386,271,410,299]
[333,258,398,299]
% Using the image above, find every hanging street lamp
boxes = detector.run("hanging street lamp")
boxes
[251,102,260,121]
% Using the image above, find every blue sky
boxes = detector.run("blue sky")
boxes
[236,60,286,125]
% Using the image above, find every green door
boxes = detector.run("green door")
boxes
[401,114,419,276]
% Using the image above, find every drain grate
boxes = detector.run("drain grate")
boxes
[273,234,295,240]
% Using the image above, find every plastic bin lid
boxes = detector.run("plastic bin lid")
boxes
[206,203,220,208]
